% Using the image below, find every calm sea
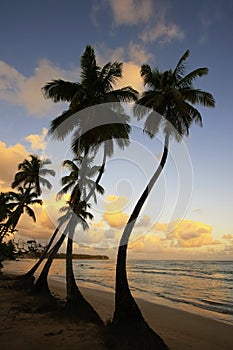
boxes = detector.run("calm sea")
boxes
[3,259,233,325]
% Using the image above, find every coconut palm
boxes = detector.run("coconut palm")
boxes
[59,157,104,306]
[33,164,103,323]
[0,192,15,242]
[33,157,103,297]
[42,45,137,157]
[113,49,215,330]
[33,46,137,289]
[5,187,42,233]
[11,154,55,196]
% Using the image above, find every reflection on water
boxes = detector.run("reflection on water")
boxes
[3,259,233,325]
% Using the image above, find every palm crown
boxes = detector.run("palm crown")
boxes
[42,45,138,156]
[11,154,55,196]
[135,49,215,140]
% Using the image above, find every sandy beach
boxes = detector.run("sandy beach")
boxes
[0,274,232,350]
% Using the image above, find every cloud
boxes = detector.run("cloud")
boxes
[117,61,144,93]
[129,233,164,253]
[0,141,28,191]
[140,20,184,44]
[0,59,79,117]
[24,128,48,150]
[96,44,145,92]
[192,208,203,214]
[163,220,220,248]
[128,41,154,66]
[103,195,129,228]
[135,214,151,228]
[108,0,153,26]
[223,234,233,240]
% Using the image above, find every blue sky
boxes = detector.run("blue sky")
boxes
[0,0,232,259]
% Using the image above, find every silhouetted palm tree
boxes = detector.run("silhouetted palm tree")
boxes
[113,49,215,333]
[12,154,55,196]
[5,187,42,233]
[33,157,105,326]
[43,45,137,158]
[0,192,15,242]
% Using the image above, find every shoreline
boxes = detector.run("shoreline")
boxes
[2,259,233,326]
[48,278,233,350]
[0,272,233,349]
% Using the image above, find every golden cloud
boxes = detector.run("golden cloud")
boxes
[0,141,28,191]
[0,59,79,117]
[223,234,233,240]
[103,195,129,228]
[24,128,48,150]
[165,220,220,248]
[129,234,163,253]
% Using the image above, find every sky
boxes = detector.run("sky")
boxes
[0,0,233,260]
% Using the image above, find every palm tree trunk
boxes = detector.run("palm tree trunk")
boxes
[65,216,84,302]
[65,218,102,324]
[23,224,61,278]
[33,228,67,295]
[33,149,106,297]
[113,133,169,325]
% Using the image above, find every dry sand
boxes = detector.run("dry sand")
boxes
[0,275,232,350]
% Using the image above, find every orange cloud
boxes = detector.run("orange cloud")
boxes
[103,195,129,228]
[165,220,220,248]
[24,128,48,150]
[0,59,79,117]
[0,141,28,191]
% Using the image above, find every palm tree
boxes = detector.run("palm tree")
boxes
[33,157,103,295]
[3,155,55,239]
[11,154,55,196]
[0,192,15,242]
[42,45,137,157]
[33,180,103,323]
[113,49,215,328]
[5,187,42,233]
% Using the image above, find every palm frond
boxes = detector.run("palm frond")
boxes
[25,206,36,222]
[173,49,190,80]
[42,79,80,102]
[178,68,209,87]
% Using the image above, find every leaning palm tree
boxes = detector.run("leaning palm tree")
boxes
[32,46,137,288]
[22,154,106,281]
[60,157,104,306]
[113,49,215,331]
[5,187,42,233]
[33,166,103,323]
[33,155,104,291]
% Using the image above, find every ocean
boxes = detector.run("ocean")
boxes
[3,259,233,325]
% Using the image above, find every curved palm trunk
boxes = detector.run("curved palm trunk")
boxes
[113,133,169,325]
[23,224,61,278]
[33,228,67,295]
[65,217,102,324]
[33,151,106,297]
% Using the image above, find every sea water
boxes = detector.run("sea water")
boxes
[3,259,233,325]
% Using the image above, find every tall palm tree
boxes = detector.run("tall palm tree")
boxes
[22,152,106,281]
[113,50,215,326]
[42,45,137,157]
[12,154,55,196]
[33,157,103,296]
[59,157,104,306]
[33,163,103,323]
